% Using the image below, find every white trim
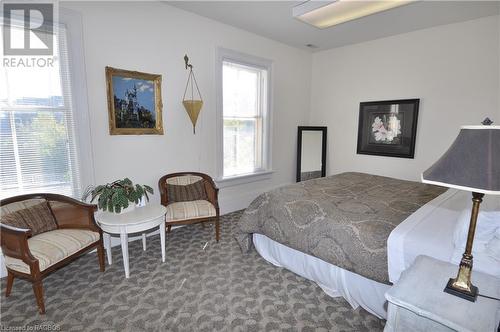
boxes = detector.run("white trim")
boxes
[218,180,289,214]
[460,125,500,129]
[216,170,274,188]
[421,176,500,196]
[215,47,273,184]
[59,8,95,191]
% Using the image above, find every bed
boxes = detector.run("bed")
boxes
[236,172,495,319]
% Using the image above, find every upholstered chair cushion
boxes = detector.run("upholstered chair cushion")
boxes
[166,180,208,203]
[1,201,57,235]
[1,198,45,215]
[165,175,203,186]
[1,210,30,230]
[165,200,216,221]
[3,229,100,274]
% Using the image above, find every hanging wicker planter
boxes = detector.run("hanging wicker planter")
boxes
[183,55,203,134]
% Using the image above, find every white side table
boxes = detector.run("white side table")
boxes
[95,204,167,278]
[384,255,500,332]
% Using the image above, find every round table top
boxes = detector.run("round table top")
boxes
[95,204,167,228]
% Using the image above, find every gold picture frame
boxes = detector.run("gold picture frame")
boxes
[105,66,164,135]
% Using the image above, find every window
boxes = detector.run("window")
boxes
[0,21,84,199]
[218,49,272,183]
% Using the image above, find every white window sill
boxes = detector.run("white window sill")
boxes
[216,170,274,188]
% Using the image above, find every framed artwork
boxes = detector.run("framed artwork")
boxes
[357,99,419,158]
[105,66,163,135]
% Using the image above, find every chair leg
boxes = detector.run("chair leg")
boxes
[215,217,220,242]
[97,241,105,272]
[167,225,171,233]
[32,280,45,314]
[5,271,14,297]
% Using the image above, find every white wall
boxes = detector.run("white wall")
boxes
[61,1,312,213]
[310,15,500,181]
[495,15,500,125]
[60,3,500,209]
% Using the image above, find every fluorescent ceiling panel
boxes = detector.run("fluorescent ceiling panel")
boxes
[293,0,416,29]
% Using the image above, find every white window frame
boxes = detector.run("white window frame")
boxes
[0,8,94,198]
[215,48,273,188]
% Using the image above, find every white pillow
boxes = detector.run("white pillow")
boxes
[453,209,500,254]
[450,248,500,278]
[481,195,500,211]
[452,224,500,277]
[451,197,500,278]
[485,230,500,262]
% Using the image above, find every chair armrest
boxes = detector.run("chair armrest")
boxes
[204,180,220,213]
[0,224,37,265]
[47,196,99,232]
[158,177,169,206]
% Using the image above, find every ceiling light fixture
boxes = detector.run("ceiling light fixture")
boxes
[293,0,416,29]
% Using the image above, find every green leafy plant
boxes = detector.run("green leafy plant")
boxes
[82,178,154,213]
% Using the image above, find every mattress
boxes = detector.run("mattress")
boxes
[253,188,496,319]
[237,172,447,284]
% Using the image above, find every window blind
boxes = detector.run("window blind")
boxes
[0,24,82,199]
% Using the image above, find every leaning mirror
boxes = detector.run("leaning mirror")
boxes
[296,126,327,182]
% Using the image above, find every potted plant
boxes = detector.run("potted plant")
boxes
[82,178,154,213]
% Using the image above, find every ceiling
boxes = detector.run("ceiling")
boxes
[168,1,500,52]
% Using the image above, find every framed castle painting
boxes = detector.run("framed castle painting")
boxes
[105,66,163,135]
[357,99,419,159]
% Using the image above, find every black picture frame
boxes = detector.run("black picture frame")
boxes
[356,99,419,159]
[296,126,327,182]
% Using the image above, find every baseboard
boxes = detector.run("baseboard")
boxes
[219,181,291,214]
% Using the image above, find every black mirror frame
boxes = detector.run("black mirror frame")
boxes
[296,126,327,182]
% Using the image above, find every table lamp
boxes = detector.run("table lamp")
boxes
[421,118,500,301]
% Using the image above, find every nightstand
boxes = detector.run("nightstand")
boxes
[384,255,500,332]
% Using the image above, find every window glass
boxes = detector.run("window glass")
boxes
[222,60,268,178]
[0,25,81,199]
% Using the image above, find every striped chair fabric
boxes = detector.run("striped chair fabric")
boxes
[1,199,46,215]
[165,200,216,222]
[4,229,100,274]
[165,175,203,186]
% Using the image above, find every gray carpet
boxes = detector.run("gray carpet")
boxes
[0,211,384,331]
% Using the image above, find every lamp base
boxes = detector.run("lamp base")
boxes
[444,278,478,302]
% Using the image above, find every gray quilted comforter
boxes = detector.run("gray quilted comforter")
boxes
[235,172,446,284]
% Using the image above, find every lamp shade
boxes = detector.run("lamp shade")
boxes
[422,126,500,195]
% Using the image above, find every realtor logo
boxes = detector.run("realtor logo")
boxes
[3,3,54,56]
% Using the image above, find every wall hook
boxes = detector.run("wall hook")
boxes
[184,54,193,70]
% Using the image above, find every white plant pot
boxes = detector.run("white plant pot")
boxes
[136,196,147,208]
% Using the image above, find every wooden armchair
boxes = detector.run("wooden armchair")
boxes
[158,172,220,241]
[0,193,105,314]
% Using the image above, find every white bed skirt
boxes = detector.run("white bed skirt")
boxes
[253,233,391,319]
